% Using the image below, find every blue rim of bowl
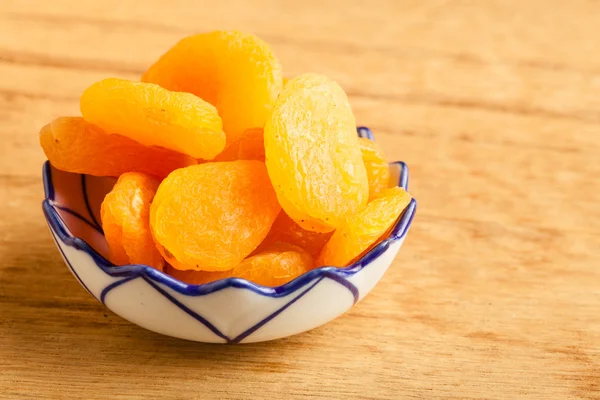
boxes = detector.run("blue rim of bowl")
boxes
[41,126,418,298]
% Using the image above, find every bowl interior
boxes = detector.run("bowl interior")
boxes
[45,167,115,262]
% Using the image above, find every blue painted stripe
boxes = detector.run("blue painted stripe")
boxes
[390,199,417,240]
[356,126,375,141]
[141,276,230,343]
[323,272,360,304]
[53,204,105,235]
[47,226,96,301]
[81,174,103,233]
[230,276,325,344]
[42,161,55,200]
[100,275,138,303]
[399,161,409,190]
[389,161,409,190]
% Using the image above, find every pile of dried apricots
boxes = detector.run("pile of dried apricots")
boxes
[40,30,412,287]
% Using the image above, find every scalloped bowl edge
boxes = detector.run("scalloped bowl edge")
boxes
[41,127,417,343]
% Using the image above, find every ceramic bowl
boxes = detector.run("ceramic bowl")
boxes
[41,127,417,343]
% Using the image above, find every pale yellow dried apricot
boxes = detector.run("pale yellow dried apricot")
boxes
[316,187,411,268]
[150,161,281,271]
[167,243,313,286]
[101,172,164,270]
[80,78,225,159]
[359,138,390,200]
[39,117,196,179]
[264,73,369,233]
[142,31,282,144]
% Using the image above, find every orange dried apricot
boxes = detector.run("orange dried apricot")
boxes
[100,172,164,270]
[316,187,411,268]
[213,128,265,162]
[80,78,225,159]
[256,211,333,258]
[150,161,281,271]
[167,243,314,286]
[359,138,390,200]
[264,73,369,233]
[39,117,196,179]
[142,31,283,144]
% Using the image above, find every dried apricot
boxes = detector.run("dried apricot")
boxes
[167,243,313,286]
[316,187,411,268]
[150,161,281,271]
[80,78,225,159]
[213,128,265,162]
[101,172,164,270]
[359,138,390,200]
[264,73,369,233]
[39,117,196,179]
[142,31,282,144]
[256,211,333,258]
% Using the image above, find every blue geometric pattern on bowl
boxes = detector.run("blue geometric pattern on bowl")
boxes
[42,127,418,343]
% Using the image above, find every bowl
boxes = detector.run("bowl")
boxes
[41,127,417,343]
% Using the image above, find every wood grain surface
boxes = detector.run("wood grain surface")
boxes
[1,1,600,399]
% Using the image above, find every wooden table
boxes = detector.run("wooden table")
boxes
[1,1,599,398]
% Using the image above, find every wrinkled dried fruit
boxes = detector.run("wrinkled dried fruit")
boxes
[359,138,390,200]
[316,187,411,268]
[167,242,314,286]
[39,117,196,178]
[213,128,265,162]
[80,78,225,159]
[256,211,333,257]
[142,30,282,144]
[264,73,369,233]
[150,161,281,271]
[101,172,164,270]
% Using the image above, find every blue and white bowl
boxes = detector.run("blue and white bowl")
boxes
[41,127,417,343]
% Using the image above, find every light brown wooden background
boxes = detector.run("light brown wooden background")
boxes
[1,0,599,399]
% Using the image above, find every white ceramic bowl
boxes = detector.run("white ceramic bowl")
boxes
[41,127,417,343]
